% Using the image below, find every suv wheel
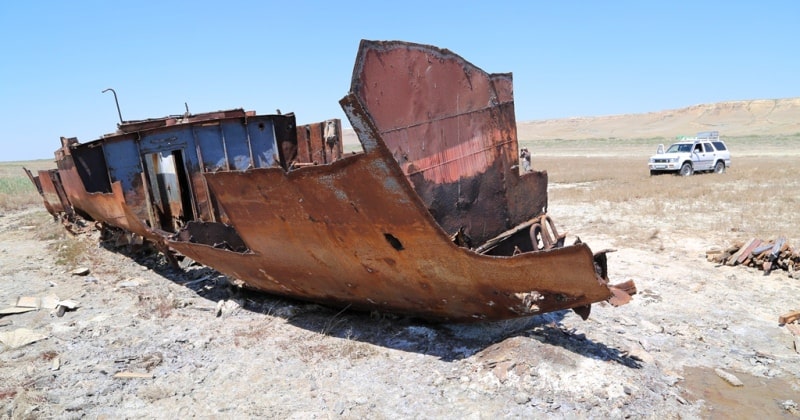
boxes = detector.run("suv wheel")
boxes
[679,162,693,176]
[714,161,725,174]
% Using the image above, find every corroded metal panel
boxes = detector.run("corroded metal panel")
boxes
[246,117,280,168]
[101,138,151,225]
[297,121,324,164]
[194,124,229,172]
[34,169,64,216]
[116,109,253,134]
[221,121,252,170]
[348,40,548,245]
[168,152,611,322]
[144,151,185,231]
[295,119,344,165]
[57,157,147,236]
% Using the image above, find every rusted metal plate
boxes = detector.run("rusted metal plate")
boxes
[55,145,144,235]
[295,119,343,165]
[348,40,548,245]
[22,167,43,194]
[116,109,254,134]
[168,158,611,322]
[24,168,58,217]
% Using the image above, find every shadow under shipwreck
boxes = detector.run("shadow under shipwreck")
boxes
[96,238,640,368]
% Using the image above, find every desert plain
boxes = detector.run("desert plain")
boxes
[1,98,799,418]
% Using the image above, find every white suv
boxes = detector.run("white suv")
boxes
[648,131,731,176]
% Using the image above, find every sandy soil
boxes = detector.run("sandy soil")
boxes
[1,194,799,419]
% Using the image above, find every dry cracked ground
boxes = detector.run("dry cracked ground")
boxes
[1,198,799,418]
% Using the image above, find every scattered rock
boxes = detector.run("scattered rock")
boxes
[118,280,141,288]
[514,392,530,404]
[137,352,164,371]
[179,257,196,269]
[714,368,744,387]
[215,299,242,317]
[71,267,90,276]
[781,400,799,415]
[626,343,655,364]
[137,384,175,402]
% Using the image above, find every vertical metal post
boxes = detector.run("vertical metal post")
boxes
[102,88,124,124]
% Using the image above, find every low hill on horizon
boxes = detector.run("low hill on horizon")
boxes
[343,97,800,144]
[519,97,800,140]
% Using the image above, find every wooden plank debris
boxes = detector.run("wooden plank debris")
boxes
[727,238,759,266]
[0,328,48,349]
[2,295,80,319]
[711,237,800,276]
[113,371,154,379]
[736,239,762,264]
[16,295,60,309]
[779,310,800,325]
[0,307,37,316]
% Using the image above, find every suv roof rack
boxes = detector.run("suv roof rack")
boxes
[695,131,719,140]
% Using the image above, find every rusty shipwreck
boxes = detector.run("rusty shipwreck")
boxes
[26,40,633,322]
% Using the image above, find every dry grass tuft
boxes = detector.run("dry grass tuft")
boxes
[319,305,352,337]
[15,210,91,267]
[0,177,41,211]
[52,236,89,267]
[0,160,55,212]
[136,292,177,319]
[34,217,67,242]
[328,334,378,360]
[0,385,45,418]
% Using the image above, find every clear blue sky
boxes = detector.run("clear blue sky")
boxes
[1,1,797,161]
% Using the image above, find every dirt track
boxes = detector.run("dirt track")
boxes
[2,203,799,419]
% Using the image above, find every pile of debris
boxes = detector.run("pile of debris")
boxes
[707,238,800,277]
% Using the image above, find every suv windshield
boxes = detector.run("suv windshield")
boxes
[666,144,692,153]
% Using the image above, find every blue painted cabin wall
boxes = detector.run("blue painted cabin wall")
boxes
[84,115,281,229]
